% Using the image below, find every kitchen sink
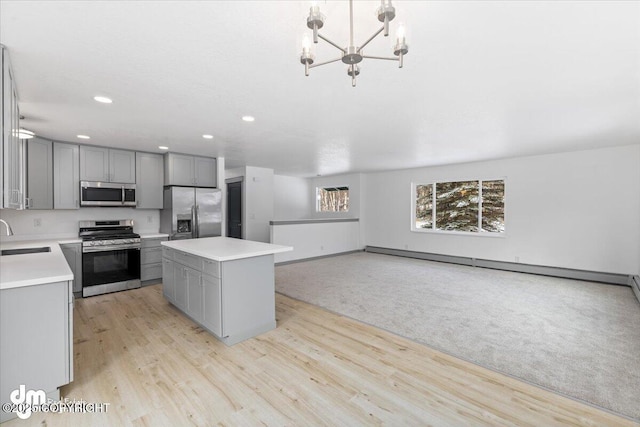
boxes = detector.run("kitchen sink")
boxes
[1,247,51,256]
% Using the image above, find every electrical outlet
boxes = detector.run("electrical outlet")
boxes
[320,245,324,250]
[33,218,41,227]
[147,215,153,223]
[404,244,409,250]
[515,256,520,263]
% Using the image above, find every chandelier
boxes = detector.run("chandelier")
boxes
[299,0,408,87]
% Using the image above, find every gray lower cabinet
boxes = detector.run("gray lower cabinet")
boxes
[60,242,83,293]
[0,280,73,423]
[141,237,167,285]
[26,137,53,209]
[185,266,203,320]
[162,248,275,345]
[135,152,164,209]
[202,272,222,336]
[53,142,80,209]
[162,257,175,301]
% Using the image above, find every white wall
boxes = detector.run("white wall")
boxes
[244,166,274,243]
[225,166,275,243]
[0,207,160,241]
[311,173,367,247]
[364,145,640,275]
[273,175,311,220]
[216,157,226,238]
[271,220,360,263]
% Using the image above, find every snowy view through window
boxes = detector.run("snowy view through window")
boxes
[317,187,349,212]
[415,180,504,233]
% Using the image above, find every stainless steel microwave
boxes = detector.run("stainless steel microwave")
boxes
[80,181,136,207]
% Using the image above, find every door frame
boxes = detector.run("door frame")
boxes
[225,177,244,239]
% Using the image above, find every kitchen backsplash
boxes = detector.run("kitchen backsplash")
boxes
[0,208,160,241]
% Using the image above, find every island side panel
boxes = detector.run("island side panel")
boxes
[221,254,276,345]
[0,281,70,423]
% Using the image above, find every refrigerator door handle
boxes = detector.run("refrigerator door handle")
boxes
[191,205,196,239]
[195,205,200,238]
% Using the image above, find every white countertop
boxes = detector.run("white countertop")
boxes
[162,237,293,262]
[0,240,74,290]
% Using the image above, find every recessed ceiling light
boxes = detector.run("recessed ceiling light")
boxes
[77,135,90,139]
[242,116,255,122]
[158,146,169,150]
[202,134,214,139]
[93,96,113,104]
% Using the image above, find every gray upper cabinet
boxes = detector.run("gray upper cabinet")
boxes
[194,156,217,187]
[164,153,216,187]
[80,145,135,183]
[136,152,164,209]
[110,149,136,183]
[79,145,108,181]
[53,142,80,209]
[26,137,53,209]
[1,46,25,209]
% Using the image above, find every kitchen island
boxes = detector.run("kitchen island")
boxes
[0,241,74,422]
[161,237,292,345]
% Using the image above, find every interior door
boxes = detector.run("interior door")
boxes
[227,180,242,239]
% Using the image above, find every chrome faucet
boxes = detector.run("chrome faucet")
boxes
[0,219,14,236]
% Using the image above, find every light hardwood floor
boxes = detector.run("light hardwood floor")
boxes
[6,284,638,426]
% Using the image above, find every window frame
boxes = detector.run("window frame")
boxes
[316,185,350,213]
[410,178,506,237]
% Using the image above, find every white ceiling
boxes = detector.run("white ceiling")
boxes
[1,1,638,177]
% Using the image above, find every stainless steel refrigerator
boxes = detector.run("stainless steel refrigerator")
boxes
[160,187,222,240]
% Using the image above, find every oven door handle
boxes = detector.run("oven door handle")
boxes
[83,245,141,253]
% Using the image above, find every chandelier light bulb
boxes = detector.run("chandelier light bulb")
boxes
[302,33,311,54]
[310,0,320,14]
[396,24,406,44]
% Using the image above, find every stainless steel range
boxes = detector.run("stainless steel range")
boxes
[79,219,141,297]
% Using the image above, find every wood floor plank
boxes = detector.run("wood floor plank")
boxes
[3,284,637,426]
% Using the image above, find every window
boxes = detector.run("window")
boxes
[317,186,349,212]
[413,179,504,233]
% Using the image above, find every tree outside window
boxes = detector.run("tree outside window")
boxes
[413,179,504,233]
[317,187,349,212]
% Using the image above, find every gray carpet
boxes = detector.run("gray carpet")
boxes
[275,252,640,421]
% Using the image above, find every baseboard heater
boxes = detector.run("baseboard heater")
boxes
[365,246,633,288]
[632,275,640,303]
